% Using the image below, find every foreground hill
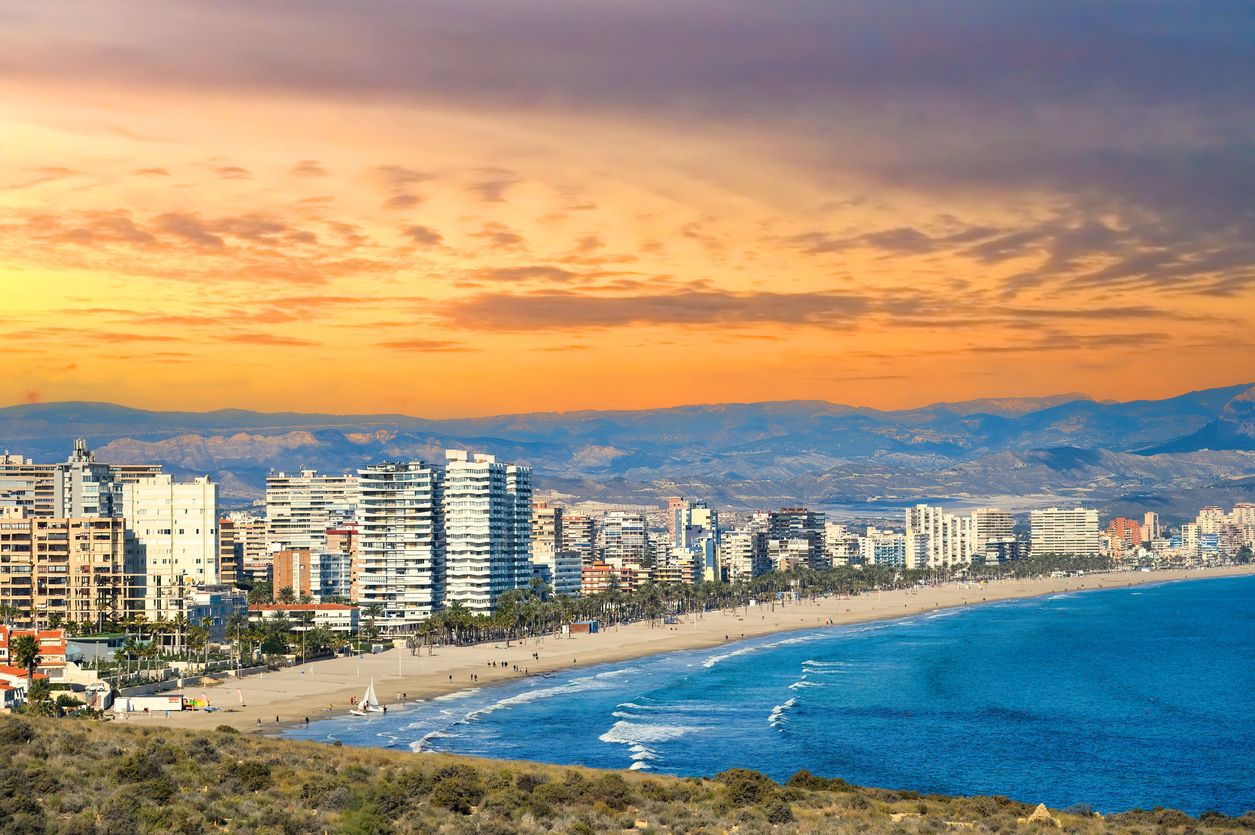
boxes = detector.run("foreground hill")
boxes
[2,384,1254,514]
[0,716,1247,834]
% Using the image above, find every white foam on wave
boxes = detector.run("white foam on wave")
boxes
[459,675,611,724]
[768,697,796,727]
[629,761,651,770]
[433,688,481,702]
[788,680,820,690]
[702,632,828,668]
[411,730,455,753]
[599,720,697,746]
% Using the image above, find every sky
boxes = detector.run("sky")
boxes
[1,1,1253,417]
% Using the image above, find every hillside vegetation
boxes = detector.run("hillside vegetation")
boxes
[1,717,1252,834]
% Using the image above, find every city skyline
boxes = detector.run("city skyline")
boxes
[3,2,1254,417]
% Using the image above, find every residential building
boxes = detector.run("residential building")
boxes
[249,603,360,635]
[530,502,581,596]
[185,585,248,642]
[0,517,127,630]
[905,505,974,569]
[1030,507,1101,557]
[217,518,241,586]
[444,450,532,615]
[326,524,359,600]
[561,514,596,565]
[720,520,769,581]
[265,469,358,553]
[971,508,1014,554]
[122,475,218,620]
[272,548,315,599]
[824,523,861,567]
[1106,518,1142,553]
[768,507,827,569]
[224,513,269,582]
[862,527,906,567]
[0,441,161,518]
[601,512,650,567]
[1141,512,1161,543]
[355,461,444,629]
[0,626,68,669]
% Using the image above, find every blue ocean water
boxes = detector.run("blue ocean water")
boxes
[286,575,1255,815]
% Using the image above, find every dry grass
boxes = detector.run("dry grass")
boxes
[0,716,1251,834]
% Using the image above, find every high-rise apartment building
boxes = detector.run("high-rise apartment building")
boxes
[601,512,650,567]
[0,516,127,630]
[1106,517,1142,552]
[1030,507,1100,557]
[122,475,218,620]
[905,505,974,569]
[561,514,596,565]
[971,508,1014,554]
[530,502,581,596]
[0,441,161,518]
[720,521,769,580]
[444,451,532,615]
[1141,511,1161,543]
[767,507,827,569]
[265,469,358,553]
[355,462,445,628]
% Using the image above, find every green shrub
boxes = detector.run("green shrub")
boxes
[592,773,636,811]
[717,768,777,807]
[115,751,161,783]
[232,760,273,792]
[215,724,239,734]
[0,719,35,745]
[764,796,795,824]
[429,764,484,814]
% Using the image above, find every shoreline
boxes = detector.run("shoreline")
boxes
[147,564,1255,734]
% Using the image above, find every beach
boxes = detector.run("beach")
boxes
[149,565,1255,732]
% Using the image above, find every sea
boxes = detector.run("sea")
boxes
[284,574,1255,815]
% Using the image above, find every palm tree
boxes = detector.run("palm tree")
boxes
[10,633,41,686]
[171,614,189,664]
[362,603,385,641]
[294,611,315,664]
[187,626,210,674]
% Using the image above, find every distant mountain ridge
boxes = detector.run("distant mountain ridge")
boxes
[2,384,1253,517]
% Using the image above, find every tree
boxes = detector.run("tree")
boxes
[188,626,210,673]
[362,603,385,640]
[247,580,274,604]
[277,586,297,604]
[10,633,41,683]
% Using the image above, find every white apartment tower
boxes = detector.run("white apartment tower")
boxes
[122,474,218,620]
[905,504,975,569]
[356,462,445,628]
[1030,507,1101,557]
[265,469,358,553]
[443,451,532,615]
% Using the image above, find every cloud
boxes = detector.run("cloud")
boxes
[472,222,526,250]
[375,338,472,352]
[382,192,423,210]
[479,266,579,283]
[442,289,872,331]
[133,167,171,177]
[467,167,519,202]
[213,165,251,180]
[220,332,317,347]
[291,159,328,177]
[403,225,443,245]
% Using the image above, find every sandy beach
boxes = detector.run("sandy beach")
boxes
[145,565,1255,733]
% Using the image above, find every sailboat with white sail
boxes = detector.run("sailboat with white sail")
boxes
[349,677,385,716]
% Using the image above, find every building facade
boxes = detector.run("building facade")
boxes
[122,475,218,620]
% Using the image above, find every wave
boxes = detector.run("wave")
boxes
[768,697,796,727]
[788,680,821,690]
[702,632,828,668]
[411,730,455,752]
[599,720,697,745]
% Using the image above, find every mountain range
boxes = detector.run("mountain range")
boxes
[2,383,1254,520]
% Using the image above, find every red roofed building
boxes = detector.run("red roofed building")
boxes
[0,626,67,668]
[0,663,49,712]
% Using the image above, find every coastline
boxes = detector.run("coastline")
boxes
[151,564,1255,734]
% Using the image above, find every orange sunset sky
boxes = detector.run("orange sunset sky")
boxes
[2,2,1253,417]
